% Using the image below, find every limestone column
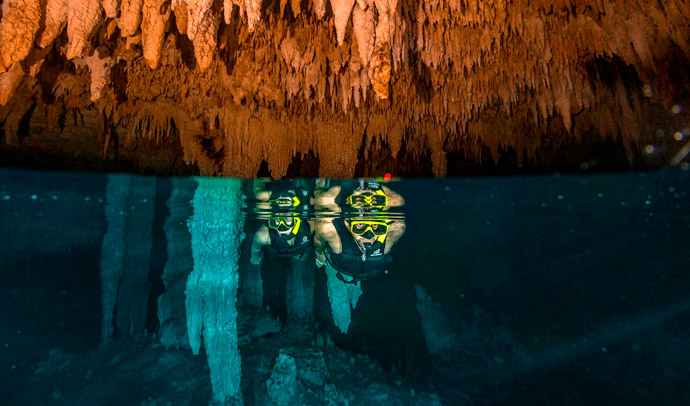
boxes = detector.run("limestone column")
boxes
[100,174,131,342]
[186,177,244,405]
[157,178,196,348]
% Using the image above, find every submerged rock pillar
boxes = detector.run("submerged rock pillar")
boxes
[116,176,156,337]
[286,256,315,321]
[186,177,245,405]
[100,174,131,342]
[157,178,196,349]
[100,174,157,340]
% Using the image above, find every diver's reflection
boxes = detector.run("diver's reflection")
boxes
[314,179,406,333]
[250,179,315,265]
[249,179,316,322]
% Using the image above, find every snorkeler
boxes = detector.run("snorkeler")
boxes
[315,178,404,212]
[250,179,315,265]
[313,179,405,333]
[314,212,405,281]
[314,178,405,280]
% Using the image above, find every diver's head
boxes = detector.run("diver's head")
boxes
[347,188,388,209]
[345,218,390,249]
[268,215,301,236]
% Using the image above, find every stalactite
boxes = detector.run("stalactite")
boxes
[79,52,116,102]
[36,0,68,48]
[66,0,103,59]
[0,63,23,106]
[331,0,355,46]
[119,0,144,38]
[0,0,41,72]
[2,0,689,176]
[142,0,171,69]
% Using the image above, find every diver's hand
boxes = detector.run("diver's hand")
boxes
[250,251,263,266]
[315,251,326,268]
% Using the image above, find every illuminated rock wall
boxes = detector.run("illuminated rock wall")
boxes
[1,1,690,176]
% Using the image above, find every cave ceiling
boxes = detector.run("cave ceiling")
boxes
[1,0,690,177]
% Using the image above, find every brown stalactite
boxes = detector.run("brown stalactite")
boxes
[1,0,690,177]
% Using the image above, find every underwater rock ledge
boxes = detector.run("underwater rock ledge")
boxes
[1,0,690,177]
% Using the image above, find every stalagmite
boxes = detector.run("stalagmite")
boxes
[0,0,41,71]
[415,285,456,355]
[0,63,24,106]
[66,0,103,59]
[142,0,171,69]
[192,12,219,72]
[36,0,68,48]
[186,177,244,405]
[81,52,116,101]
[331,0,355,46]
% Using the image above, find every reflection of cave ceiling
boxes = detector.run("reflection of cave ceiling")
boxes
[1,0,689,177]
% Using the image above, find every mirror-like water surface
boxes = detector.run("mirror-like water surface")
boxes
[1,169,689,405]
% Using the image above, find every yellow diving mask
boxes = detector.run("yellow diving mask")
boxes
[269,195,301,207]
[268,215,301,234]
[349,219,391,243]
[347,190,387,208]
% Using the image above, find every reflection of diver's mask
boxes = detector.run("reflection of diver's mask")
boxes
[268,215,301,235]
[347,190,387,208]
[349,220,390,243]
[269,195,301,207]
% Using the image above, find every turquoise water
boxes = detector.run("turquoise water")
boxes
[1,168,689,405]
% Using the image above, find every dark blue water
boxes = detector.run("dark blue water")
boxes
[1,169,689,405]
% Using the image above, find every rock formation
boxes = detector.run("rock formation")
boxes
[1,1,690,176]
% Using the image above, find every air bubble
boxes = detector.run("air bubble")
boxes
[672,104,682,114]
[558,195,564,200]
[31,195,37,200]
[674,132,685,141]
[644,145,655,154]
[2,195,9,200]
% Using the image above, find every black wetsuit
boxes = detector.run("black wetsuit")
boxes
[268,222,313,257]
[266,183,313,257]
[325,218,392,280]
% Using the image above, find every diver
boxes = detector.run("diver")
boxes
[314,178,405,281]
[250,179,315,266]
[314,212,406,282]
[315,178,404,212]
[313,178,406,334]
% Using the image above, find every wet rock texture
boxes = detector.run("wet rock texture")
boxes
[1,0,690,177]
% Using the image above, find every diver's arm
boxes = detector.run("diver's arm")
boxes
[382,185,405,208]
[250,226,271,265]
[314,220,340,267]
[384,220,406,254]
[315,186,342,211]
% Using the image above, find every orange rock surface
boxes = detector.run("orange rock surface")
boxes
[1,0,690,177]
